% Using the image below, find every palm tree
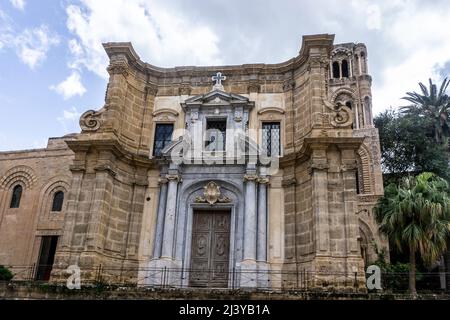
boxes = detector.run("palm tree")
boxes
[401,78,450,145]
[375,172,450,295]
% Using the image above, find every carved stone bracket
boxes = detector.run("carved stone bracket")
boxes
[282,79,295,91]
[194,181,231,205]
[107,60,129,77]
[146,84,158,96]
[247,80,261,93]
[178,83,191,96]
[307,56,328,71]
[80,110,102,132]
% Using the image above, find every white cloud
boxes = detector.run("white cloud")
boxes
[14,25,60,69]
[366,4,382,30]
[0,9,13,50]
[0,13,60,69]
[50,72,86,99]
[372,4,450,114]
[10,0,25,11]
[57,107,82,133]
[65,0,222,78]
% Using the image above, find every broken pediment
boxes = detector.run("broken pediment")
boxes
[182,90,253,110]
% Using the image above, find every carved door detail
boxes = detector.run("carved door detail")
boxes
[189,211,230,287]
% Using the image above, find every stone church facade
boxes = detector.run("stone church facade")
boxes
[0,34,387,289]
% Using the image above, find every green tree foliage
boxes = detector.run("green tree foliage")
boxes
[375,109,449,183]
[401,78,450,145]
[375,172,450,295]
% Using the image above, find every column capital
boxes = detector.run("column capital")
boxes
[165,174,181,182]
[243,174,258,182]
[158,177,168,185]
[257,176,270,184]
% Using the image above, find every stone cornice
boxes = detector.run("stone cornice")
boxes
[102,34,335,79]
[152,108,179,117]
[258,107,285,115]
[279,136,365,168]
[65,137,156,169]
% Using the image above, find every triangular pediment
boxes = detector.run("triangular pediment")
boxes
[183,89,250,107]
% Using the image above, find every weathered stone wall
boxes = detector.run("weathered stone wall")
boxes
[0,34,386,289]
[51,142,152,284]
[0,138,74,278]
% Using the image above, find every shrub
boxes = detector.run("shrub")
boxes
[0,265,13,281]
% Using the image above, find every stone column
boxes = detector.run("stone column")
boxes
[257,177,269,262]
[349,57,353,77]
[362,102,368,128]
[358,54,362,75]
[309,145,330,254]
[241,170,258,288]
[339,61,342,79]
[243,174,258,261]
[257,175,270,288]
[152,177,168,258]
[160,173,180,259]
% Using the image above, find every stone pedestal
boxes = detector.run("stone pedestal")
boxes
[146,258,182,287]
[239,260,258,288]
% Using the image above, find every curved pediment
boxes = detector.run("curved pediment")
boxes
[182,89,253,110]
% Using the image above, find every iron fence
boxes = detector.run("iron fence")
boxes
[2,264,449,293]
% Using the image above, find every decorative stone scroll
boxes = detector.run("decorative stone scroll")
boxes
[323,99,353,128]
[194,181,231,205]
[79,110,102,132]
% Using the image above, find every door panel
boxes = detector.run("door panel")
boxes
[35,236,58,281]
[189,211,230,287]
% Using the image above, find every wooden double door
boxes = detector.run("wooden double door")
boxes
[189,210,231,288]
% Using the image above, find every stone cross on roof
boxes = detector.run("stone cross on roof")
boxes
[211,72,226,90]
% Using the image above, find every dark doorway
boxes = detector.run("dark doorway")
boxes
[189,210,231,288]
[35,236,58,281]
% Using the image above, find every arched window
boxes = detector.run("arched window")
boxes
[345,101,352,109]
[341,60,349,78]
[10,185,22,208]
[51,191,64,212]
[332,61,340,79]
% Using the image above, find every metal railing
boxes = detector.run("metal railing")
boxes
[2,264,449,293]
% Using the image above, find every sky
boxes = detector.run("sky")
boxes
[1,0,450,151]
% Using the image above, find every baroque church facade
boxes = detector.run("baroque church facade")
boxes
[0,34,387,289]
